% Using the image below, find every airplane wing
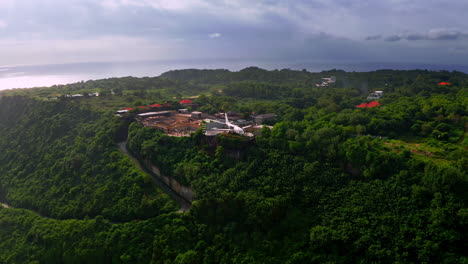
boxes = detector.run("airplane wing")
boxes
[242,125,252,129]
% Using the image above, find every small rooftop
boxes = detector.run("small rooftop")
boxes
[180,99,193,104]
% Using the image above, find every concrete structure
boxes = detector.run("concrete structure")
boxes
[191,111,203,119]
[234,119,253,127]
[205,130,224,136]
[215,111,242,121]
[205,120,226,131]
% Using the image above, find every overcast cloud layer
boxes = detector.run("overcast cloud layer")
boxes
[1,0,468,67]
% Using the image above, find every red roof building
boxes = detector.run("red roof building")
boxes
[123,107,134,111]
[356,103,368,108]
[137,106,147,110]
[150,103,163,108]
[356,101,381,108]
[438,82,451,85]
[180,99,193,104]
[367,101,381,107]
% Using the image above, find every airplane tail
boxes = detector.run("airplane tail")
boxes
[225,113,229,124]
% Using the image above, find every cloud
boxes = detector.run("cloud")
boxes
[382,28,468,42]
[100,0,219,13]
[427,28,464,40]
[405,33,425,41]
[208,33,221,39]
[0,20,7,29]
[2,0,468,66]
[0,0,14,9]
[384,35,402,42]
[365,35,381,40]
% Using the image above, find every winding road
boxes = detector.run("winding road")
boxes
[118,141,191,212]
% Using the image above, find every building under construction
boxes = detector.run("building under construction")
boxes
[136,111,203,137]
[133,109,277,138]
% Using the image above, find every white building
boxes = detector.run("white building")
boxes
[367,91,384,100]
[316,76,336,87]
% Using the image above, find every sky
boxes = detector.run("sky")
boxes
[1,0,468,68]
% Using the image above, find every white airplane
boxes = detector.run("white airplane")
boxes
[212,113,251,135]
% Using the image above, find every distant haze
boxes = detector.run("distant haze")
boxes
[1,60,468,90]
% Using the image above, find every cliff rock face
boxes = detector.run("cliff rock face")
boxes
[144,159,195,202]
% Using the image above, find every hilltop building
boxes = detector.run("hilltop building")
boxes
[356,101,381,108]
[125,105,277,139]
[367,91,384,100]
[150,103,163,108]
[191,111,203,119]
[316,76,336,87]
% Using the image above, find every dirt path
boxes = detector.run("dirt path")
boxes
[118,141,191,212]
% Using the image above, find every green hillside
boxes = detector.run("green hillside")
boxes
[0,68,466,263]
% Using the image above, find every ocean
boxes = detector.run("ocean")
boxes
[1,60,468,90]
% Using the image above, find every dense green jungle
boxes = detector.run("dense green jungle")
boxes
[0,67,466,263]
